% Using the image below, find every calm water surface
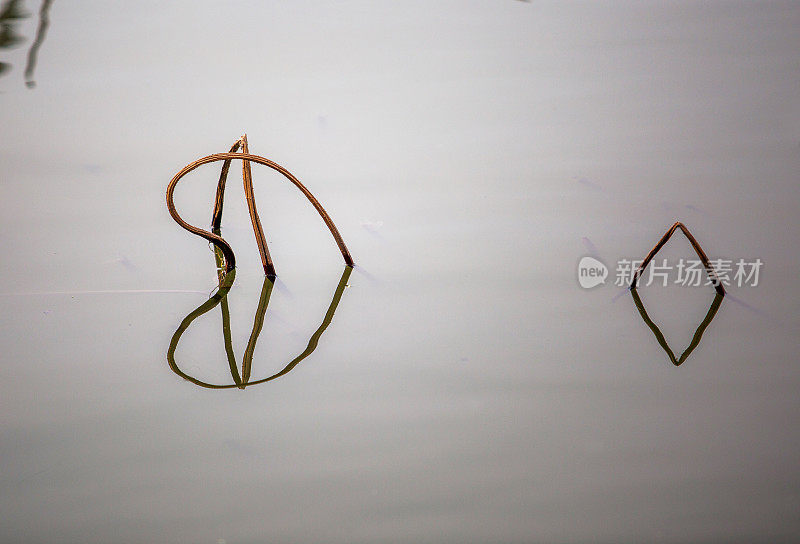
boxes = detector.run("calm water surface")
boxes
[1,2,799,543]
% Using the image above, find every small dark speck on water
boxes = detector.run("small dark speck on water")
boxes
[575,177,603,191]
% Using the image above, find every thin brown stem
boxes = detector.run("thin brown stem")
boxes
[241,275,274,383]
[211,139,242,232]
[630,222,725,295]
[166,152,354,276]
[240,135,276,277]
[167,193,236,276]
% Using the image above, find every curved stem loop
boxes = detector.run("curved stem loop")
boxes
[166,144,354,279]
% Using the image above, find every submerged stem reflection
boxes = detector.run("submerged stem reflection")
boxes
[630,287,724,366]
[167,266,352,389]
[0,0,53,86]
[23,0,52,88]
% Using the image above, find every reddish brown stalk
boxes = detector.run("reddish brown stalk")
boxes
[211,139,241,232]
[166,149,354,279]
[240,135,276,277]
[209,136,275,276]
[210,139,242,281]
[630,222,725,295]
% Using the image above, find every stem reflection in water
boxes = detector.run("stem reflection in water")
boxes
[23,0,52,87]
[0,0,53,86]
[630,287,724,367]
[167,265,352,389]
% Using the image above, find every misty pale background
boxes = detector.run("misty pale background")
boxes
[1,1,798,543]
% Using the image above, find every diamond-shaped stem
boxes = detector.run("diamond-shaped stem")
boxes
[630,222,725,295]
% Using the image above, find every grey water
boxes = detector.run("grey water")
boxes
[1,1,799,543]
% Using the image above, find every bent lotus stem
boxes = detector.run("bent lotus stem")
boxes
[630,221,725,296]
[166,138,354,279]
[210,136,275,276]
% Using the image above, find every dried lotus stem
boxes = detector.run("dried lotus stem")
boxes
[211,139,242,232]
[166,143,354,281]
[240,135,275,277]
[210,135,275,277]
[630,222,725,296]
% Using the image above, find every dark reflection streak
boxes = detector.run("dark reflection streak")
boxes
[212,225,242,387]
[167,271,237,389]
[244,265,351,386]
[631,287,724,366]
[241,275,274,384]
[0,0,29,78]
[167,265,352,389]
[219,292,242,388]
[23,0,52,88]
